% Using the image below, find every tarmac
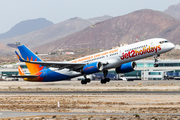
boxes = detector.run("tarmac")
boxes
[0,80,180,91]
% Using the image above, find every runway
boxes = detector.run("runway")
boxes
[0,91,179,95]
[0,81,179,119]
[0,111,180,118]
[0,91,180,118]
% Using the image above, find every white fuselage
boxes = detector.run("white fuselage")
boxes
[54,38,175,78]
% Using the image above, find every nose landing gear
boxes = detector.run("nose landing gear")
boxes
[153,54,160,67]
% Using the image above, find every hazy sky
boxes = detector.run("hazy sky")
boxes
[0,0,179,34]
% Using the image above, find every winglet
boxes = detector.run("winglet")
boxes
[15,51,25,62]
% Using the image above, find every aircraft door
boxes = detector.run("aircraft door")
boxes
[119,49,125,60]
[151,42,154,47]
[119,49,124,58]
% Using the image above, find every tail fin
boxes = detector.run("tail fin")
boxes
[17,45,44,75]
[18,66,25,75]
[18,45,42,61]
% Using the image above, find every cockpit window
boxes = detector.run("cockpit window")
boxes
[159,41,169,44]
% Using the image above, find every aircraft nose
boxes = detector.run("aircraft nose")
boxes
[169,42,175,50]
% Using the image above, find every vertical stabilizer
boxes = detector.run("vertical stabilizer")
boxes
[18,45,42,61]
[17,45,44,74]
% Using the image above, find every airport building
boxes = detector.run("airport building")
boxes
[0,59,180,80]
[0,63,29,80]
[124,59,180,80]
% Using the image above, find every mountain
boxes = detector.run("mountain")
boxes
[87,15,113,24]
[157,21,180,44]
[0,17,92,49]
[33,9,178,53]
[0,16,115,50]
[0,18,54,39]
[165,3,180,19]
[0,44,16,55]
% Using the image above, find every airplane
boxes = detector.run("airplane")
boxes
[8,38,175,84]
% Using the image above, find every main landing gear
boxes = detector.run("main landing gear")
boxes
[81,75,91,85]
[100,70,110,84]
[153,54,160,67]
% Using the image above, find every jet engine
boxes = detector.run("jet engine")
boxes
[115,62,137,73]
[81,62,103,74]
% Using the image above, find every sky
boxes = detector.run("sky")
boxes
[0,0,180,34]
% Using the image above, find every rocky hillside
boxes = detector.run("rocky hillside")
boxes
[0,18,54,39]
[165,3,180,19]
[0,17,92,49]
[33,9,178,53]
[0,44,17,55]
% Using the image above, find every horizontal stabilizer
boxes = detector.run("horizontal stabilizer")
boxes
[7,75,39,78]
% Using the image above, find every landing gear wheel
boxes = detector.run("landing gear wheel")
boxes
[153,54,160,68]
[101,79,107,84]
[82,75,91,84]
[154,64,158,67]
[86,78,91,83]
[81,80,87,84]
[106,78,110,82]
[101,70,111,84]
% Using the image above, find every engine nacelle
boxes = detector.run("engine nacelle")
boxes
[81,62,103,74]
[115,62,137,73]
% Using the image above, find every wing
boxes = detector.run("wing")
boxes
[15,51,86,71]
[7,75,38,78]
[21,61,86,71]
